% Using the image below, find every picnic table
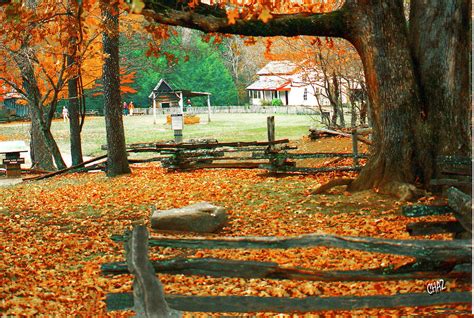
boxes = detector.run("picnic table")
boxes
[0,141,28,178]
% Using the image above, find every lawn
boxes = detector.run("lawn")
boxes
[0,113,316,157]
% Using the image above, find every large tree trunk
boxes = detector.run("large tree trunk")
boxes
[346,0,428,191]
[409,0,471,166]
[101,0,131,177]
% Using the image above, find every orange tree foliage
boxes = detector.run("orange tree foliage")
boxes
[92,67,138,96]
[0,1,104,104]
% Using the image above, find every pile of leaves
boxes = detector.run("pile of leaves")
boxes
[1,162,471,316]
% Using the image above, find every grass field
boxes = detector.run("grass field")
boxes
[0,113,316,156]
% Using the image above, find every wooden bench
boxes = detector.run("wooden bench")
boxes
[132,108,147,115]
[102,225,471,315]
[0,140,28,178]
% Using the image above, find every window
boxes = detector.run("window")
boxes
[303,88,308,101]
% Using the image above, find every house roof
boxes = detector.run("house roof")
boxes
[149,79,174,98]
[1,91,23,99]
[246,78,291,91]
[149,79,211,99]
[256,60,299,76]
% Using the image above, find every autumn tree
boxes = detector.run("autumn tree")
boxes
[100,0,130,177]
[140,0,470,193]
[0,0,103,170]
[0,1,73,170]
[274,37,363,128]
[219,36,266,105]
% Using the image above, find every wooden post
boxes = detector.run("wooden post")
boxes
[266,116,277,170]
[152,92,157,125]
[178,92,184,113]
[174,130,183,144]
[267,116,275,151]
[351,129,359,167]
[126,225,180,317]
[447,187,472,238]
[207,95,211,123]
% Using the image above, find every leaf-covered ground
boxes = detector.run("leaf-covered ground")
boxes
[1,139,471,316]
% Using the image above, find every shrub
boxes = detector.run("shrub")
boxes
[260,99,272,106]
[271,98,283,106]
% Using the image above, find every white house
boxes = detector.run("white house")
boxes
[246,60,350,107]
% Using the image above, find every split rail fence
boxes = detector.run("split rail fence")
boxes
[102,225,472,315]
[111,116,368,174]
[403,186,472,239]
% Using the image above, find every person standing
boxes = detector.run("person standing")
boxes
[62,106,69,122]
[185,99,192,112]
[129,101,134,116]
[123,101,128,116]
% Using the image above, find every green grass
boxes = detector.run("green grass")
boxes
[0,113,315,157]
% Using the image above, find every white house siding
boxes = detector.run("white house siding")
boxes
[288,85,315,106]
[246,60,355,108]
[248,90,286,106]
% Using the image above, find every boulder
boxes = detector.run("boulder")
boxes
[151,202,227,233]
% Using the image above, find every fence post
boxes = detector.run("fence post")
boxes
[267,116,275,151]
[126,225,181,317]
[351,129,359,167]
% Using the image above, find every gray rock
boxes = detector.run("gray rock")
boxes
[151,202,227,233]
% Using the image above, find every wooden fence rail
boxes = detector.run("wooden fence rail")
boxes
[103,226,472,314]
[102,257,471,281]
[110,232,471,263]
[107,291,472,313]
[403,186,472,238]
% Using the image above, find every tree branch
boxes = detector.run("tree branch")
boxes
[0,76,27,97]
[142,1,349,38]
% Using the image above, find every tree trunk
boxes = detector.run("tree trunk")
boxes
[14,47,65,170]
[66,0,83,165]
[359,100,367,126]
[332,74,345,128]
[67,55,84,166]
[101,0,130,177]
[350,101,357,128]
[330,104,338,128]
[346,0,427,191]
[30,114,55,171]
[409,0,471,169]
[337,104,345,128]
[42,121,67,170]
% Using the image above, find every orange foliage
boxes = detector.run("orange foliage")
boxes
[0,0,104,106]
[92,66,138,96]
